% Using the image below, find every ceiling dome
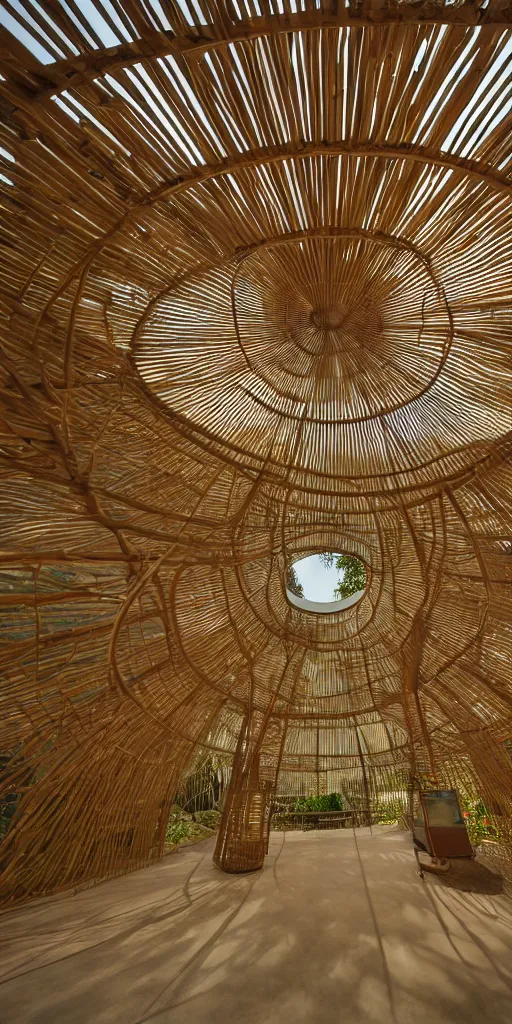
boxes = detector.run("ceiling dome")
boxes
[132,171,511,495]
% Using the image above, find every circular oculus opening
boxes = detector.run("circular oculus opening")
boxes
[286,552,367,613]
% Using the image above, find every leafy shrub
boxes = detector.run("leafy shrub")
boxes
[292,792,344,812]
[165,809,221,847]
[166,818,193,845]
[194,810,221,829]
[373,801,401,824]
[462,799,500,844]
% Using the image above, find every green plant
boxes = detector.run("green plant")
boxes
[461,799,500,844]
[292,792,344,812]
[166,818,193,845]
[319,553,367,600]
[373,801,401,824]
[194,809,221,829]
[286,564,304,598]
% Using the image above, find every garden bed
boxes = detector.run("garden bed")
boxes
[164,809,221,853]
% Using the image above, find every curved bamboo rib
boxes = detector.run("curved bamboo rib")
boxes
[142,144,512,205]
[0,2,511,894]
[19,5,512,104]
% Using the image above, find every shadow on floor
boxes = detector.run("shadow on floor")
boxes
[0,829,511,1024]
[426,858,503,895]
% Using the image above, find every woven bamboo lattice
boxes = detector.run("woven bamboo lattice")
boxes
[0,0,511,894]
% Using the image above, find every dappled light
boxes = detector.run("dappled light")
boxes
[1,830,511,1024]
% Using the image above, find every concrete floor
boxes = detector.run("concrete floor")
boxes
[1,827,512,1024]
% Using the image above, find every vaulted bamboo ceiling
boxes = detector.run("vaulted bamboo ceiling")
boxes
[0,0,511,898]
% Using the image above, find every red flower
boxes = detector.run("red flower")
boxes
[482,817,490,827]
[463,811,471,819]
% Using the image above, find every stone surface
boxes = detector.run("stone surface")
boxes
[1,827,511,1024]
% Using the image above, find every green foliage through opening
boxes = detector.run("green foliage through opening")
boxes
[292,793,344,812]
[286,564,304,598]
[319,553,367,600]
